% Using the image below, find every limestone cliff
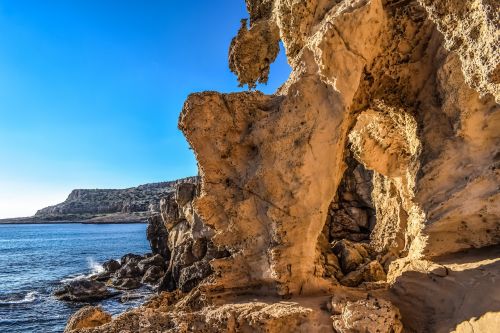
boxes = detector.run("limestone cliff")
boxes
[66,0,499,332]
[0,177,197,223]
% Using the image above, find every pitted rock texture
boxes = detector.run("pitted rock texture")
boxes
[64,306,111,333]
[330,294,403,333]
[66,0,499,332]
[148,179,229,293]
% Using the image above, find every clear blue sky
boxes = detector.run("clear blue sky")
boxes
[0,0,291,218]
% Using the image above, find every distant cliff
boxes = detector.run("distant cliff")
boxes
[0,177,197,223]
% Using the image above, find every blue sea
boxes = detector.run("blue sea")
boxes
[0,223,151,333]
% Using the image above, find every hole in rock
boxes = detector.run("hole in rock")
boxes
[319,154,388,287]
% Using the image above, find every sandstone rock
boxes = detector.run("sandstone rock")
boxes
[119,292,145,303]
[64,306,111,332]
[331,296,403,333]
[340,260,387,287]
[175,182,197,207]
[229,16,280,88]
[54,279,118,302]
[64,0,500,332]
[340,268,365,287]
[332,240,366,273]
[363,260,387,282]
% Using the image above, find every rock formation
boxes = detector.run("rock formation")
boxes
[64,306,111,333]
[65,0,499,332]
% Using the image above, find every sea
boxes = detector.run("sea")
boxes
[0,223,152,333]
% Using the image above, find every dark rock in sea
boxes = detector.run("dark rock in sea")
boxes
[110,277,141,290]
[102,259,121,273]
[54,279,118,302]
[141,265,165,284]
[114,262,142,279]
[138,254,165,273]
[120,253,144,266]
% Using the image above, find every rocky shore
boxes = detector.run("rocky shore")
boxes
[63,0,499,332]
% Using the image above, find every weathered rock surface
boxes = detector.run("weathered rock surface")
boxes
[66,0,499,332]
[330,294,403,333]
[64,306,111,333]
[54,280,118,302]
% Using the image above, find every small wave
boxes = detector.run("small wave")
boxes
[59,274,88,283]
[0,291,38,305]
[87,257,105,275]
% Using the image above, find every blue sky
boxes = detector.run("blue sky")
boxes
[0,1,291,218]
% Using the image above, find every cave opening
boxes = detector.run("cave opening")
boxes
[326,154,376,244]
[318,153,388,287]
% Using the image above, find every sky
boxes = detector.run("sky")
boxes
[0,1,291,218]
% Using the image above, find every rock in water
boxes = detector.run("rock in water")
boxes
[141,265,165,284]
[102,259,121,273]
[54,279,118,302]
[110,277,141,290]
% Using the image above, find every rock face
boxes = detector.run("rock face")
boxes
[32,177,197,222]
[64,306,111,333]
[330,293,403,333]
[66,0,499,332]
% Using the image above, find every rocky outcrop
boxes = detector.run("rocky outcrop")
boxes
[54,280,119,302]
[31,177,197,223]
[330,293,403,333]
[154,181,229,293]
[66,0,499,332]
[64,306,111,333]
[56,253,167,303]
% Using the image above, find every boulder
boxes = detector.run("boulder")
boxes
[340,260,387,287]
[64,306,111,332]
[120,253,143,266]
[178,260,212,293]
[331,297,403,333]
[332,240,366,273]
[114,262,141,279]
[175,182,197,207]
[110,277,141,290]
[102,259,121,273]
[138,254,165,273]
[54,279,118,302]
[141,265,165,284]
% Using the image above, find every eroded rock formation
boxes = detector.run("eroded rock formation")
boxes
[66,0,499,332]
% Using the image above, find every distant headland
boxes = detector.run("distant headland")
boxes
[0,177,197,224]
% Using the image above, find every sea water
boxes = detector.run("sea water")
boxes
[0,223,150,332]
